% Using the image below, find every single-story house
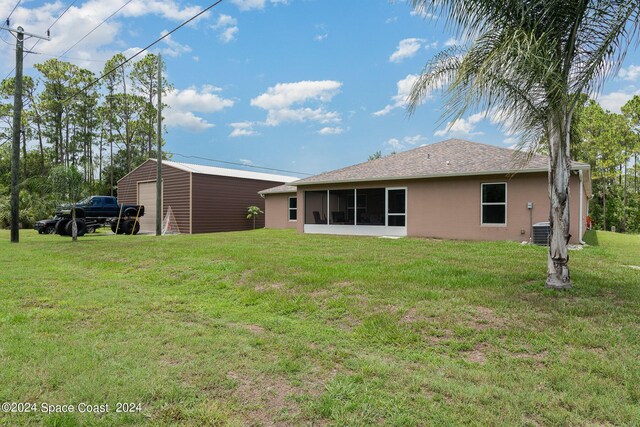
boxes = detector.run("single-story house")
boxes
[260,139,592,243]
[118,159,296,234]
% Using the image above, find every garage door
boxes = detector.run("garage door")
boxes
[137,181,158,233]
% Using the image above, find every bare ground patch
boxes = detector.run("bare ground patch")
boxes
[462,342,491,364]
[228,322,266,335]
[466,306,507,330]
[227,370,326,426]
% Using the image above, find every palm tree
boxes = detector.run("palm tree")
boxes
[246,205,264,230]
[407,0,640,289]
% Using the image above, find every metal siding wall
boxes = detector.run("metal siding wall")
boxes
[191,174,286,233]
[117,160,191,234]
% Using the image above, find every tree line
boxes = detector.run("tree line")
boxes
[573,95,640,233]
[0,54,170,228]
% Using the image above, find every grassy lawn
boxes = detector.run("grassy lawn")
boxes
[0,229,638,426]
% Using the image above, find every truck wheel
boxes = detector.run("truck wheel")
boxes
[65,219,87,237]
[55,219,69,236]
[124,220,141,235]
[122,219,135,235]
[111,222,125,234]
[44,226,56,234]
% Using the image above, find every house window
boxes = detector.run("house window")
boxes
[387,188,406,226]
[481,183,506,225]
[288,197,297,221]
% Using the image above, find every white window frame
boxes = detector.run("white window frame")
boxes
[386,187,407,227]
[288,196,297,222]
[480,182,507,226]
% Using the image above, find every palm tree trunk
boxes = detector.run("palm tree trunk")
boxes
[72,204,78,242]
[546,114,572,289]
[602,176,607,231]
[622,162,627,231]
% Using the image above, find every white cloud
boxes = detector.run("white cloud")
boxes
[318,126,344,135]
[231,0,287,11]
[0,0,206,74]
[314,33,328,42]
[212,14,239,43]
[389,38,425,63]
[403,134,426,145]
[214,14,238,28]
[229,122,260,137]
[618,65,640,81]
[164,85,234,132]
[264,107,340,126]
[385,138,403,151]
[435,112,486,138]
[410,9,437,19]
[444,38,459,47]
[383,134,426,152]
[158,31,191,57]
[252,80,342,110]
[385,16,398,24]
[251,80,342,126]
[239,158,254,165]
[598,90,640,113]
[231,0,265,11]
[220,26,239,43]
[373,74,424,116]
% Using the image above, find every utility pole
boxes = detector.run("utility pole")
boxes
[1,24,50,243]
[10,27,23,243]
[156,54,162,236]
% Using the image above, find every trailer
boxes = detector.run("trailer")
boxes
[37,196,145,237]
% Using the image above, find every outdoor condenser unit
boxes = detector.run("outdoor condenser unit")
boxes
[532,221,551,245]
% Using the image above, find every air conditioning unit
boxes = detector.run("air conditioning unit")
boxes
[532,221,551,245]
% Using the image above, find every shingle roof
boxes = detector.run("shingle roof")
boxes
[149,159,298,183]
[292,139,589,186]
[259,184,297,195]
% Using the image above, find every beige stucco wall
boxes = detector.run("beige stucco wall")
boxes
[264,193,298,229]
[290,171,589,243]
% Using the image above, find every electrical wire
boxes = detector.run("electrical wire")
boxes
[0,0,21,49]
[5,0,21,23]
[58,0,133,59]
[25,0,79,60]
[27,49,108,63]
[168,151,313,176]
[61,0,224,105]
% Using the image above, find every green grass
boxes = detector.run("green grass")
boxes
[0,229,638,426]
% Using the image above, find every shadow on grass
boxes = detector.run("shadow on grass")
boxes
[583,230,599,246]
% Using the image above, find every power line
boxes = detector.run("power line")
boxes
[3,0,79,80]
[168,151,313,177]
[28,49,108,63]
[58,0,134,59]
[26,0,79,59]
[62,0,224,105]
[5,0,21,23]
[1,0,21,50]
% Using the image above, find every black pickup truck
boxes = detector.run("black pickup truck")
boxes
[55,196,144,220]
[35,196,145,237]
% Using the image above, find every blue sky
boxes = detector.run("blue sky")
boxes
[2,0,640,177]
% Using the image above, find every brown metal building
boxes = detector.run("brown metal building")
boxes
[118,159,296,234]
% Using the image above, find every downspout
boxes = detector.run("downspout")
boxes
[579,169,586,245]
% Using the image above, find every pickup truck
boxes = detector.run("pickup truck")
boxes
[48,196,145,236]
[56,196,144,219]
